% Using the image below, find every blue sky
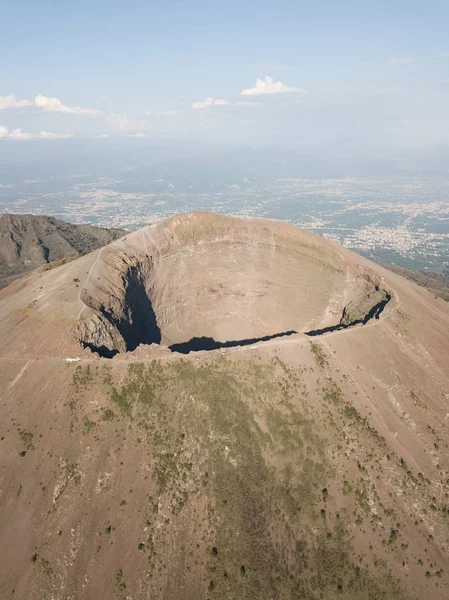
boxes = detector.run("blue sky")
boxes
[1,0,449,150]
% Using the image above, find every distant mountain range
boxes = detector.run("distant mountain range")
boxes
[0,213,124,289]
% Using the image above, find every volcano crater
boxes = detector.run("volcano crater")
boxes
[75,213,390,356]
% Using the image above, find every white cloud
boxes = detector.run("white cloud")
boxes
[241,76,303,95]
[192,97,229,109]
[0,95,32,110]
[0,126,73,140]
[34,94,102,115]
[388,53,449,65]
[0,127,33,140]
[129,132,147,138]
[37,130,73,139]
[9,129,33,140]
[2,92,145,136]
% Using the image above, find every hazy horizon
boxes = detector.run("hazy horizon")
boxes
[2,0,449,274]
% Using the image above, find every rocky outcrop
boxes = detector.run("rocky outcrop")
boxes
[340,285,390,326]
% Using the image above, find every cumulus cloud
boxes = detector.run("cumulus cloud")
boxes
[0,95,32,110]
[0,93,102,115]
[0,126,73,140]
[0,127,32,140]
[240,76,303,95]
[37,130,74,139]
[2,92,145,136]
[192,97,229,109]
[129,132,147,138]
[9,129,33,140]
[34,94,102,115]
[2,91,167,137]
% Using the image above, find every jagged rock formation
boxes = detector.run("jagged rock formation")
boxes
[0,212,449,600]
[0,213,124,289]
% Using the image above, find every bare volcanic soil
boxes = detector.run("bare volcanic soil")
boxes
[1,212,449,600]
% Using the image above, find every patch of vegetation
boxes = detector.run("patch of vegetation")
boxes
[65,462,81,485]
[72,365,94,392]
[102,408,115,421]
[18,429,34,451]
[396,309,410,322]
[410,390,422,407]
[310,342,329,369]
[388,528,399,545]
[43,250,90,272]
[115,569,126,591]
[83,417,96,434]
[343,480,353,496]
[109,361,167,417]
[40,557,53,579]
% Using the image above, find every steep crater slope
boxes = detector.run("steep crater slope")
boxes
[75,212,390,356]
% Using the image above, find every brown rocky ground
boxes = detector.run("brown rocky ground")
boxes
[0,212,448,600]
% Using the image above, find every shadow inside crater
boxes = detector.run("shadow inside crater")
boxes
[80,342,119,359]
[305,291,391,337]
[97,265,162,352]
[169,330,297,354]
